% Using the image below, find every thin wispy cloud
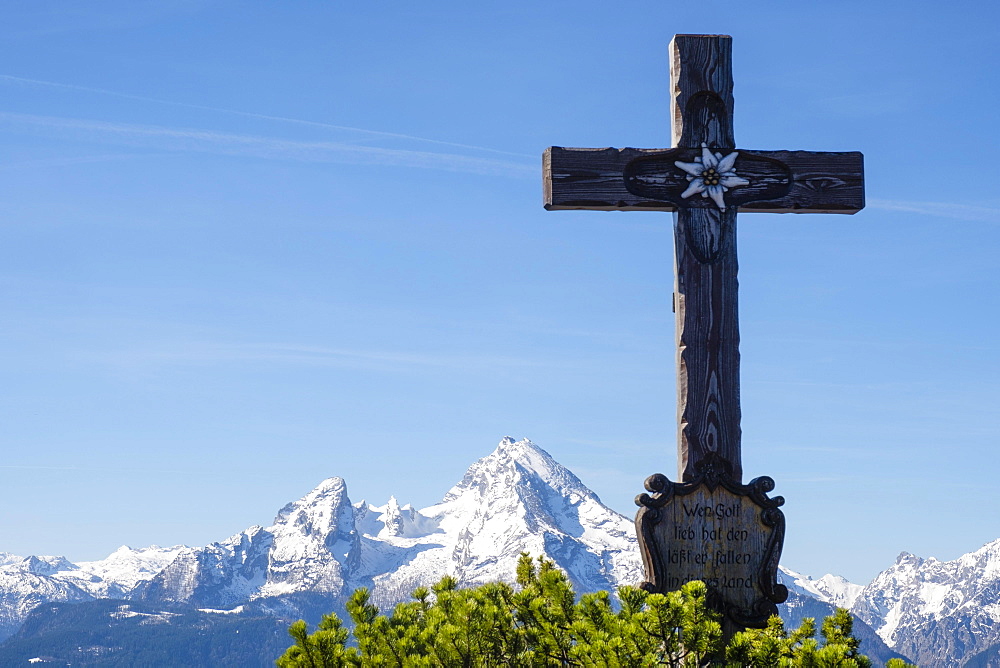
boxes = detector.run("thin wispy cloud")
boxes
[0,111,534,177]
[4,1,206,40]
[0,464,91,471]
[868,198,1000,223]
[0,74,533,158]
[82,340,567,374]
[0,463,266,477]
[196,342,548,370]
[0,153,149,170]
[0,463,190,474]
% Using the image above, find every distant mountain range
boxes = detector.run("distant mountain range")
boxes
[0,437,996,666]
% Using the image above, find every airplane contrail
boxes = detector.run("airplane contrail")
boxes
[0,111,534,177]
[0,73,534,159]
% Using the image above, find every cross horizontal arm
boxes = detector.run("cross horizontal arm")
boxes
[543,146,864,214]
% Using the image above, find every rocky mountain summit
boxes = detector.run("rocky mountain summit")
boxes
[851,540,1000,667]
[0,437,996,665]
[0,438,639,638]
[130,436,641,616]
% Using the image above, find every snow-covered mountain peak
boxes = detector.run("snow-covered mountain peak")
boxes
[260,476,360,598]
[22,555,76,576]
[358,497,437,540]
[493,436,568,474]
[268,476,356,559]
[968,537,1000,560]
[0,553,23,568]
[779,566,862,609]
[851,537,1000,665]
[401,438,642,593]
[980,537,1000,552]
[441,437,597,506]
[77,545,185,578]
[976,538,1000,578]
[272,476,350,534]
[70,545,188,596]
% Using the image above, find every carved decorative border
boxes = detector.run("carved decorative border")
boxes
[623,149,793,209]
[634,453,788,628]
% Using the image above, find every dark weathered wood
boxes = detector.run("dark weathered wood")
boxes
[544,147,865,213]
[671,35,735,149]
[669,34,743,485]
[675,206,743,481]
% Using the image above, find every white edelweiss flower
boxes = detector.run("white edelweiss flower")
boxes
[674,143,750,211]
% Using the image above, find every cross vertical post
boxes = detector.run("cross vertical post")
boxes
[669,35,742,484]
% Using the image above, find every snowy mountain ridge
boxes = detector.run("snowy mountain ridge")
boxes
[0,436,997,666]
[0,437,640,633]
[779,566,864,610]
[850,538,1000,667]
[325,436,642,607]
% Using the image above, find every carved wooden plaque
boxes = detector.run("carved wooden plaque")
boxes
[635,458,788,628]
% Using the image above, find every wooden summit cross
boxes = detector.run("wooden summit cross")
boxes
[542,35,864,632]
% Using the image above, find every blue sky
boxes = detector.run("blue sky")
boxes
[0,1,997,585]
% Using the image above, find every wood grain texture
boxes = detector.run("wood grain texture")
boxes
[671,36,742,484]
[543,147,865,214]
[675,207,742,482]
[671,35,734,148]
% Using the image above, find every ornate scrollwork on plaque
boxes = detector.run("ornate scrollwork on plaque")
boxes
[635,468,787,628]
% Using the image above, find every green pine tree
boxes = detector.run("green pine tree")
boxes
[276,554,917,667]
